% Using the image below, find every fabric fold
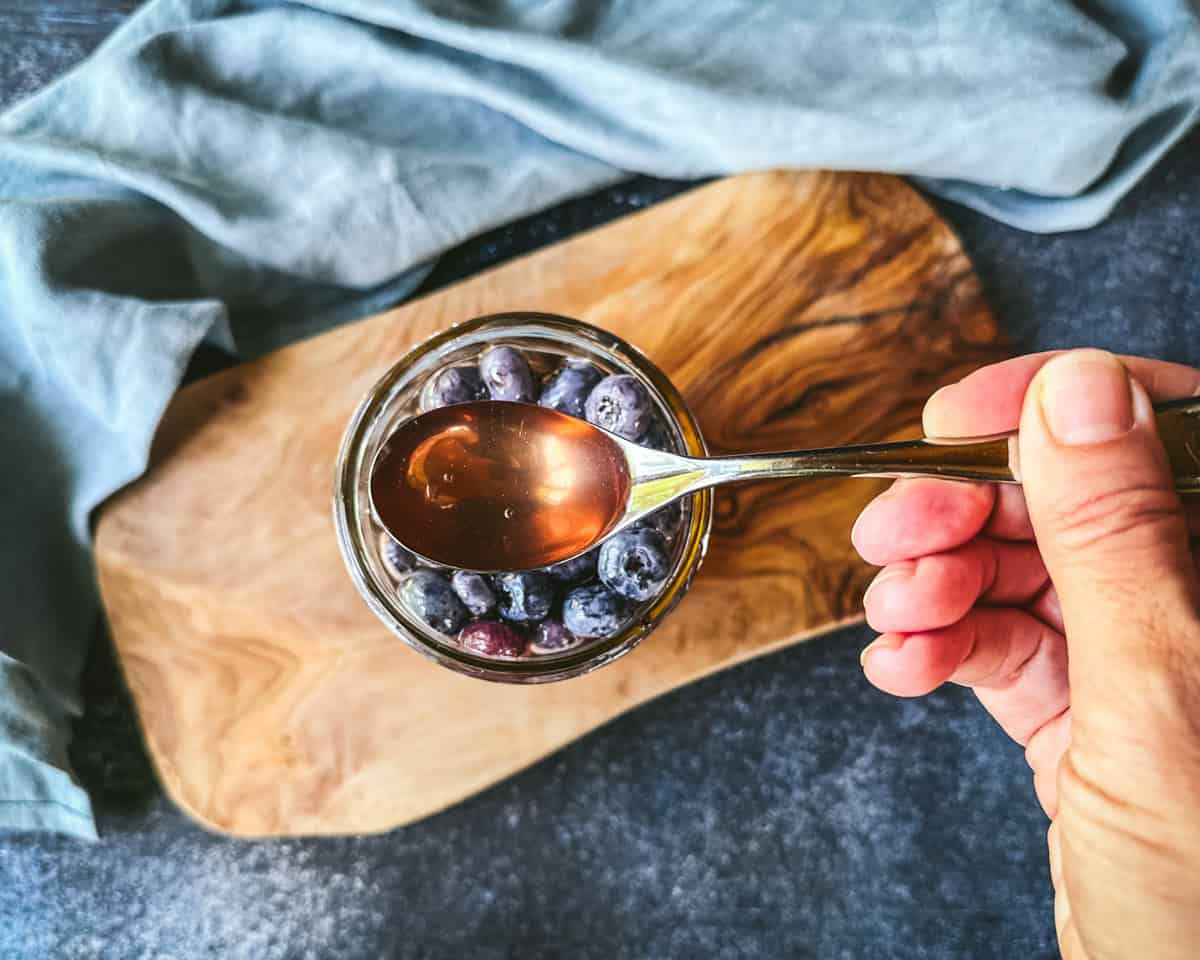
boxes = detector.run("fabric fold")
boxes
[1,0,1197,837]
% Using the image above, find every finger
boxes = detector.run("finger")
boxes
[861,609,1069,747]
[863,538,1046,633]
[1031,583,1064,633]
[851,478,994,565]
[1026,708,1071,817]
[860,629,967,698]
[987,506,1198,633]
[985,484,1034,541]
[924,351,1200,439]
[984,485,1200,543]
[1018,351,1200,727]
[955,610,1069,746]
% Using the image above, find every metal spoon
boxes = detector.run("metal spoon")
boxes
[369,396,1200,572]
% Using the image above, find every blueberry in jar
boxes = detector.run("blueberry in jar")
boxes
[530,619,582,655]
[378,531,418,580]
[563,583,631,638]
[479,345,535,402]
[638,418,676,453]
[597,528,671,602]
[399,570,468,634]
[493,571,557,623]
[450,570,497,619]
[459,621,528,658]
[421,365,485,411]
[636,500,685,543]
[585,374,653,441]
[538,359,603,419]
[390,340,686,655]
[543,547,599,583]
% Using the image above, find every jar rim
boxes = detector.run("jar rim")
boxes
[333,312,712,683]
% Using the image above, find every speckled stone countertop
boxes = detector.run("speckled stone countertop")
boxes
[3,6,1198,959]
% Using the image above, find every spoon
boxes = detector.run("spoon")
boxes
[369,397,1200,573]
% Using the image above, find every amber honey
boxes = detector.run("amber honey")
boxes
[370,401,630,570]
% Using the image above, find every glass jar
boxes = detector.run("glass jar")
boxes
[334,312,712,683]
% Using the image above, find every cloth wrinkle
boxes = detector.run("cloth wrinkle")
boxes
[1,0,1197,838]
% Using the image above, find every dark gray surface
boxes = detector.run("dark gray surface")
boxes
[0,2,139,105]
[2,6,1198,959]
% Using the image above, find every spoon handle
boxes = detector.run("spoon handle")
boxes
[701,396,1200,491]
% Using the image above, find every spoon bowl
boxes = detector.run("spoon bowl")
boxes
[370,401,631,571]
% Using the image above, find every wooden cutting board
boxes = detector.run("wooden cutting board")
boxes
[95,171,1005,838]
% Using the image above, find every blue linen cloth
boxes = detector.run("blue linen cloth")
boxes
[1,0,1197,839]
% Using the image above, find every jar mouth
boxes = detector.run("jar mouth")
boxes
[333,312,713,683]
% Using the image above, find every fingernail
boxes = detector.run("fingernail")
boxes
[863,565,910,602]
[1038,350,1133,446]
[851,489,896,547]
[859,635,902,666]
[922,382,959,437]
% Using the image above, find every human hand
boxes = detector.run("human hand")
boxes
[852,350,1200,959]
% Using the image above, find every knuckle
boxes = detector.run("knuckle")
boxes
[1042,482,1185,556]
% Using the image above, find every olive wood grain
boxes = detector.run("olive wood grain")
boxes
[95,171,1006,837]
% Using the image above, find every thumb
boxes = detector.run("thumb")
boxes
[1018,349,1200,721]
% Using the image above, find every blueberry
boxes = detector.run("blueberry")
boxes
[597,528,671,601]
[538,359,603,419]
[585,375,653,440]
[562,584,631,638]
[459,621,527,658]
[421,365,485,410]
[398,570,468,634]
[450,571,497,619]
[378,531,417,580]
[493,571,557,623]
[479,345,535,402]
[639,418,677,453]
[636,500,685,542]
[530,619,583,655]
[543,547,599,583]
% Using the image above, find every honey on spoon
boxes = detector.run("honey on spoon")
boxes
[371,401,629,571]
[370,397,1200,573]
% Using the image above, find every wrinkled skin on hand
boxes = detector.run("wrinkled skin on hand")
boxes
[853,351,1200,960]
